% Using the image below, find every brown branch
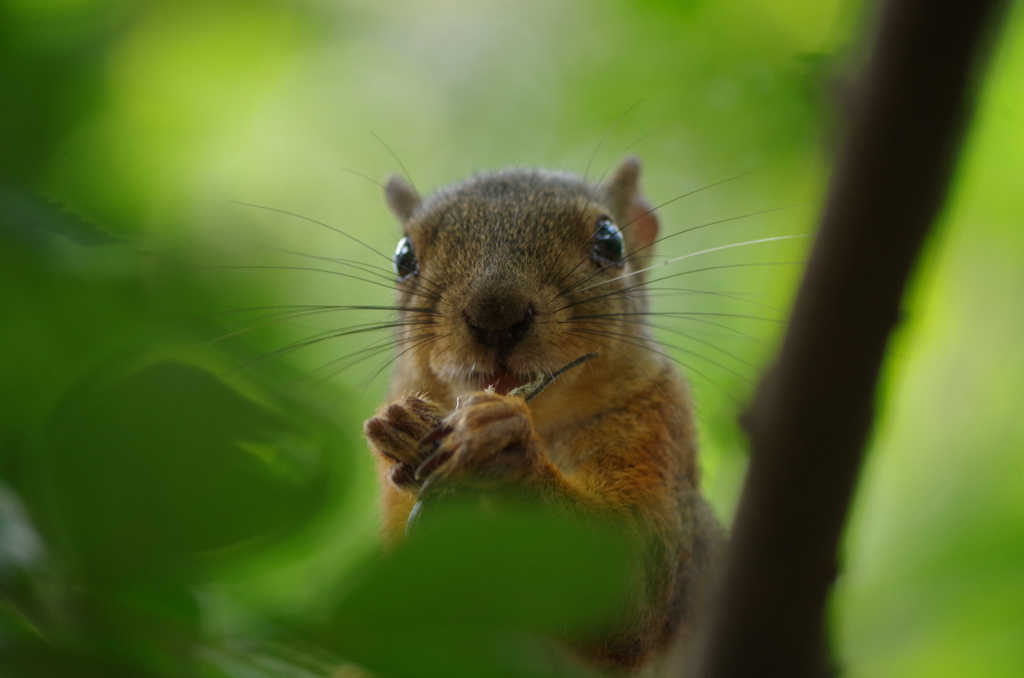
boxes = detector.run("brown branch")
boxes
[691,0,1010,677]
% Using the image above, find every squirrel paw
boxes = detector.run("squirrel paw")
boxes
[417,392,543,493]
[364,394,446,490]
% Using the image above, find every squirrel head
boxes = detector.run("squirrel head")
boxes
[383,157,662,401]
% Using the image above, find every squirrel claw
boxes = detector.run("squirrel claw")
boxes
[364,394,447,490]
[414,392,542,491]
[414,446,452,483]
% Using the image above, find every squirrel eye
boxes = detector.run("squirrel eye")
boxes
[591,218,624,266]
[393,236,418,279]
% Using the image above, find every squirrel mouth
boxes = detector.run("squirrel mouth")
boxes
[475,368,530,396]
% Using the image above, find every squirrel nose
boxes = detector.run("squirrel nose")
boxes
[465,300,534,353]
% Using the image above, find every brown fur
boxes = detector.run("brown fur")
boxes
[363,158,724,672]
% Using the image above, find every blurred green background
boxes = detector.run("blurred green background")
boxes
[1,0,1021,676]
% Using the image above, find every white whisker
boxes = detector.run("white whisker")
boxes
[572,234,811,296]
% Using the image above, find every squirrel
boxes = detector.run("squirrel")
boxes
[362,157,725,674]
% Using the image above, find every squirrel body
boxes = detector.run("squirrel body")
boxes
[363,159,724,672]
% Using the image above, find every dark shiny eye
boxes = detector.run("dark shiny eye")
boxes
[393,236,417,279]
[591,218,624,266]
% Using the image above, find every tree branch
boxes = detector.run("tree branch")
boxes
[692,0,1010,676]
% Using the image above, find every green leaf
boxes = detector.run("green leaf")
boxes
[318,498,631,678]
[33,361,332,585]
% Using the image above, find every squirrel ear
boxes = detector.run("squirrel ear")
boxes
[384,175,421,224]
[605,156,658,249]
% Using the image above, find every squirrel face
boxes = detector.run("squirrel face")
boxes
[384,158,661,401]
